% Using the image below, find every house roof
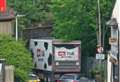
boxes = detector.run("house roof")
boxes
[24,25,52,30]
[0,15,14,21]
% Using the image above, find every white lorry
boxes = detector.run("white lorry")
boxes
[29,39,81,82]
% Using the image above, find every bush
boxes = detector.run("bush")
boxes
[0,35,32,82]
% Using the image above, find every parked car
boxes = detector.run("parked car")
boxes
[56,74,95,82]
[28,73,40,82]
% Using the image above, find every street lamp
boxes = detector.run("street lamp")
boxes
[15,14,25,41]
[106,18,119,82]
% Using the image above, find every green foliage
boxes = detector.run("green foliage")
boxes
[0,35,32,82]
[51,0,114,56]
[6,0,115,57]
[90,63,106,81]
[7,0,52,28]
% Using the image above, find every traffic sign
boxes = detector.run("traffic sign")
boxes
[96,53,105,59]
[97,46,103,53]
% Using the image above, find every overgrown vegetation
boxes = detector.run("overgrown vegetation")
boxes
[0,35,32,82]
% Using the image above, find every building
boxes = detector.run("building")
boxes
[0,9,15,36]
[107,0,120,82]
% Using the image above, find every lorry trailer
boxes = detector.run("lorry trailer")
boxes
[29,39,81,82]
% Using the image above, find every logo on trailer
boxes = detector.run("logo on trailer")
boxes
[37,48,44,57]
[58,51,66,58]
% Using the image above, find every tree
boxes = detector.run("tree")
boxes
[0,35,32,82]
[51,0,115,56]
[7,0,52,27]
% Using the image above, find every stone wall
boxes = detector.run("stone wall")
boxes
[5,65,14,82]
[23,26,53,40]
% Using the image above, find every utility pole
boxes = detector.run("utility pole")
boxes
[97,0,102,47]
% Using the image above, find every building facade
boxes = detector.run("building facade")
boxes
[0,9,15,36]
[107,0,120,82]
